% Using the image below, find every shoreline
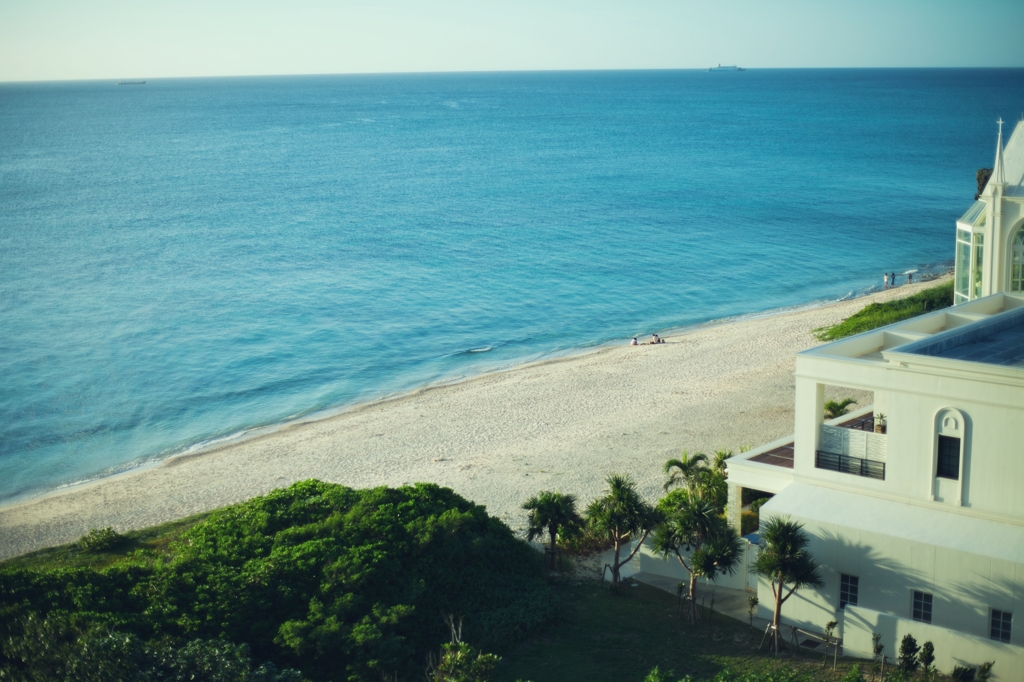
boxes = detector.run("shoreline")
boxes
[138,276,942,447]
[0,281,879,509]
[0,275,950,560]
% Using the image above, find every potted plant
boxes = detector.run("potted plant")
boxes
[874,413,887,434]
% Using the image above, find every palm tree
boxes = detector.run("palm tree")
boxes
[823,398,857,420]
[663,451,709,494]
[712,450,733,477]
[522,490,583,570]
[753,516,824,652]
[585,474,657,588]
[652,490,743,622]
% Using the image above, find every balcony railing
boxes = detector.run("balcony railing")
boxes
[820,423,887,462]
[837,414,875,432]
[815,450,885,480]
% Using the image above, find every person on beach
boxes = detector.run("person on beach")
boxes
[630,337,638,346]
[892,272,898,287]
[883,273,889,289]
[908,272,913,284]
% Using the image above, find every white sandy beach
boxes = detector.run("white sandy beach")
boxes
[0,278,949,560]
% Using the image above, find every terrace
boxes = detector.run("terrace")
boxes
[748,441,794,469]
[740,406,881,473]
[817,405,887,480]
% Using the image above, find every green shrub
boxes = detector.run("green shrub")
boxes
[748,497,770,514]
[951,665,977,682]
[898,633,921,673]
[77,527,125,552]
[642,667,816,681]
[426,641,499,682]
[741,489,773,508]
[0,610,308,681]
[741,511,759,536]
[557,523,612,556]
[1,481,555,682]
[842,664,865,682]
[813,280,953,341]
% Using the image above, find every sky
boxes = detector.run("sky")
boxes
[1,0,1023,82]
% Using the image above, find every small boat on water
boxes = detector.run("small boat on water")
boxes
[708,64,745,71]
[118,80,146,85]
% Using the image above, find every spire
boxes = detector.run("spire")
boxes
[993,118,1006,187]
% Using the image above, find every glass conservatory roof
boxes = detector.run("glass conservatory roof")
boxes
[957,200,987,228]
[902,307,1024,367]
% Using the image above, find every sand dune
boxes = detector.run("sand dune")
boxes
[0,278,948,560]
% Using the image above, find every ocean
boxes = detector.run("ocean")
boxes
[1,69,1021,502]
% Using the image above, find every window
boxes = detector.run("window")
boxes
[991,610,1012,643]
[972,232,985,298]
[937,436,960,479]
[954,222,991,303]
[840,574,859,608]
[912,591,933,623]
[955,233,972,302]
[1012,227,1024,293]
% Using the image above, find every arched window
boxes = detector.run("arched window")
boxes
[935,411,962,480]
[933,408,967,506]
[1012,226,1024,292]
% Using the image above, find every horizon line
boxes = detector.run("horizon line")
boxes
[4,65,1024,85]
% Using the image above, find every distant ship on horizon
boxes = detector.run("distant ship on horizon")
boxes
[118,80,146,85]
[709,64,745,71]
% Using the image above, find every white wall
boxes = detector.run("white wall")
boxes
[844,605,1023,680]
[751,506,1023,680]
[623,537,757,593]
[885,391,1024,518]
[792,351,1024,520]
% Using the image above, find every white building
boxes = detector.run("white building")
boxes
[955,119,1024,303]
[625,121,1024,677]
[724,292,1024,677]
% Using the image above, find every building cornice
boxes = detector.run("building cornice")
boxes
[731,457,1024,530]
[794,355,1024,392]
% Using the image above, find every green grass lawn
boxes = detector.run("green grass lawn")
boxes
[493,580,865,682]
[0,512,209,571]
[813,280,953,342]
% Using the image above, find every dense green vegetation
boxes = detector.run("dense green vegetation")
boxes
[1,480,555,682]
[7,450,979,681]
[1,613,306,681]
[812,280,954,341]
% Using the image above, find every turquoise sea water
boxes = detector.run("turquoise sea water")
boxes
[1,69,1022,502]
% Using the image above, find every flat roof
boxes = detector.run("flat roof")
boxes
[748,441,794,468]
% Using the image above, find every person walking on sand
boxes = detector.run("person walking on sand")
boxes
[883,273,889,289]
[892,272,898,288]
[908,272,913,284]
